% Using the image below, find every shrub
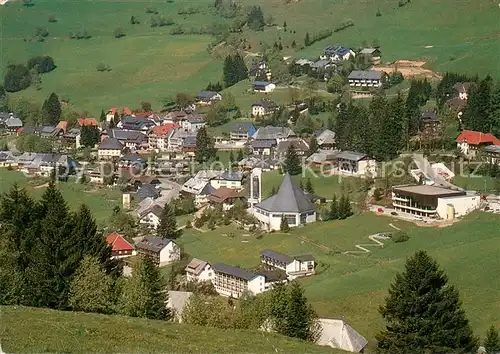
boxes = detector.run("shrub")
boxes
[48,14,57,23]
[27,56,56,73]
[34,27,49,38]
[207,218,216,230]
[193,218,204,228]
[392,231,409,243]
[185,220,192,229]
[114,27,126,38]
[96,63,107,72]
[376,9,382,17]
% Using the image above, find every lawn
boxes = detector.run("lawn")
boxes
[1,306,341,353]
[0,0,224,115]
[178,211,500,351]
[0,169,121,224]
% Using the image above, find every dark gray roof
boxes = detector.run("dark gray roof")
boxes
[183,136,197,147]
[120,153,146,162]
[294,254,315,262]
[217,171,244,181]
[108,129,147,144]
[251,81,272,86]
[360,47,379,54]
[197,90,219,100]
[421,111,439,121]
[256,270,287,282]
[135,184,160,202]
[311,59,331,69]
[231,122,255,133]
[252,99,278,109]
[99,137,123,150]
[64,128,81,138]
[347,70,382,80]
[485,145,500,153]
[121,116,156,131]
[140,204,164,219]
[5,116,23,128]
[253,126,295,140]
[335,150,368,161]
[212,263,256,281]
[260,249,294,264]
[276,139,309,154]
[251,139,276,149]
[137,236,173,253]
[255,174,316,213]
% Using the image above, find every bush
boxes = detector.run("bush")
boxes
[34,27,49,38]
[27,56,56,73]
[48,14,57,23]
[207,219,216,230]
[3,64,31,92]
[392,231,409,243]
[96,63,107,72]
[193,218,204,228]
[185,220,192,229]
[114,27,126,38]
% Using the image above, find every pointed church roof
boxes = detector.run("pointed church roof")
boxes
[255,174,316,213]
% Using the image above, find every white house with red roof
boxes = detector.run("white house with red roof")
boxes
[148,123,179,152]
[106,107,132,122]
[456,130,500,158]
[106,232,136,259]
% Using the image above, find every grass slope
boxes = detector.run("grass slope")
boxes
[0,306,341,353]
[178,211,500,351]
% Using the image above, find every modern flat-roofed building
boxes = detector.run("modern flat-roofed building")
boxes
[347,70,383,89]
[392,185,480,219]
[260,249,316,279]
[212,263,265,298]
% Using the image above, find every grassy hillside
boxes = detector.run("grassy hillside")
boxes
[178,211,500,351]
[0,306,342,353]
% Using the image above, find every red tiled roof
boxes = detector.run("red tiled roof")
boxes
[78,118,98,126]
[150,123,179,136]
[106,232,135,252]
[134,111,153,118]
[108,107,132,115]
[456,130,500,145]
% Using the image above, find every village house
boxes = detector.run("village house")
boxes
[182,135,197,157]
[230,122,256,141]
[252,174,317,231]
[106,232,135,259]
[335,150,377,177]
[0,113,23,132]
[208,187,247,210]
[238,155,280,171]
[185,258,214,282]
[321,45,355,61]
[484,144,500,165]
[250,139,276,156]
[77,117,98,127]
[359,47,382,65]
[118,153,147,170]
[98,137,123,160]
[211,263,266,298]
[168,128,196,151]
[347,70,384,89]
[251,81,276,93]
[148,123,179,151]
[17,153,76,177]
[0,151,16,168]
[118,116,156,132]
[181,171,219,206]
[135,236,180,266]
[251,99,278,117]
[314,129,336,150]
[134,183,161,203]
[456,130,500,158]
[252,126,296,144]
[249,60,271,81]
[196,90,222,105]
[310,59,335,80]
[260,249,316,279]
[106,129,148,151]
[306,149,338,166]
[139,204,164,229]
[106,107,132,122]
[453,82,474,101]
[420,111,441,135]
[179,114,206,132]
[210,171,244,189]
[275,139,310,158]
[63,128,82,149]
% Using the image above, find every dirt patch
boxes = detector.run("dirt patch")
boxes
[424,45,434,49]
[34,182,49,189]
[372,59,441,80]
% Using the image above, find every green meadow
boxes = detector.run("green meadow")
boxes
[177,211,500,351]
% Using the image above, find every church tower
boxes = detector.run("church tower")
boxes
[248,168,262,206]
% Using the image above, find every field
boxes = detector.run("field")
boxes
[250,0,500,78]
[1,306,341,353]
[177,211,500,350]
[0,169,121,224]
[0,0,223,114]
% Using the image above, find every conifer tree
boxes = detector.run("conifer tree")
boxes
[284,281,320,342]
[484,325,500,354]
[488,83,500,136]
[304,32,310,46]
[284,145,302,175]
[337,194,347,219]
[463,76,493,132]
[99,109,106,122]
[69,256,114,314]
[118,255,171,320]
[328,194,338,220]
[305,177,314,194]
[195,127,216,163]
[41,92,62,125]
[377,250,478,353]
[157,203,180,239]
[229,150,234,163]
[280,216,290,232]
[237,149,244,161]
[307,137,318,156]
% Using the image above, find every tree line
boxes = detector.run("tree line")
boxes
[223,52,248,87]
[0,183,173,321]
[3,56,55,92]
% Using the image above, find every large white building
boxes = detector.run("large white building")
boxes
[211,263,266,298]
[185,258,213,282]
[260,249,315,280]
[335,150,377,178]
[252,174,317,231]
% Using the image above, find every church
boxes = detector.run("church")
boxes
[251,173,317,231]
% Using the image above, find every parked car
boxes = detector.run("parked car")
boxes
[390,211,398,216]
[413,215,424,221]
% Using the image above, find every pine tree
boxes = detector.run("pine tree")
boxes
[99,109,106,122]
[41,92,62,125]
[305,177,314,194]
[488,83,500,136]
[370,91,391,161]
[328,194,338,220]
[284,145,302,175]
[484,325,500,354]
[229,150,234,163]
[376,250,478,353]
[304,32,310,46]
[80,125,100,148]
[337,194,347,219]
[157,203,180,239]
[280,216,290,232]
[283,21,287,29]
[118,255,171,320]
[307,137,318,156]
[284,281,320,342]
[237,149,244,161]
[195,127,216,163]
[278,42,283,51]
[69,256,113,314]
